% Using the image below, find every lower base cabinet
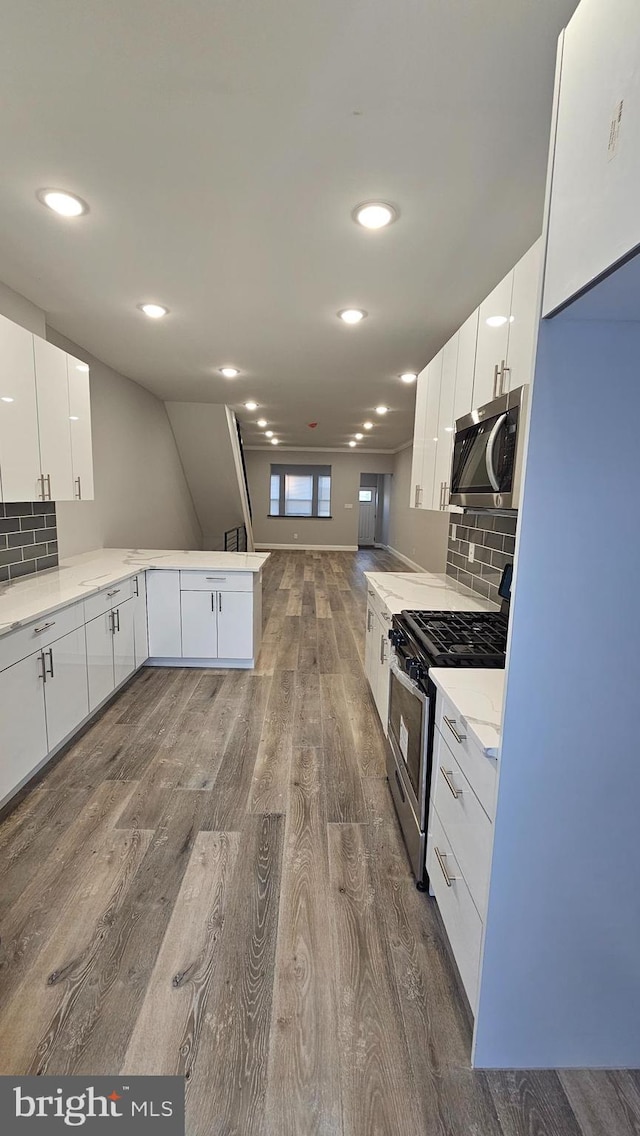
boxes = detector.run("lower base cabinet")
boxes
[364,601,391,730]
[133,573,149,667]
[86,598,135,713]
[43,626,90,752]
[0,654,48,803]
[113,598,135,687]
[181,589,217,657]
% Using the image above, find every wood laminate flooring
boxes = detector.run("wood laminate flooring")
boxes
[0,548,638,1135]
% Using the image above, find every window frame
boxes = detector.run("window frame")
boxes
[269,463,332,519]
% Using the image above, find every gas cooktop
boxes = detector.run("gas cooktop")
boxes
[399,609,508,668]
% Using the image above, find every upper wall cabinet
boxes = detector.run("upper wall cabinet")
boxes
[506,239,543,392]
[0,314,94,503]
[474,272,514,408]
[543,0,640,315]
[410,352,442,510]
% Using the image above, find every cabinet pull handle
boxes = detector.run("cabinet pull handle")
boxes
[109,611,115,635]
[367,609,373,632]
[443,715,467,744]
[441,768,462,799]
[499,360,510,396]
[39,651,47,684]
[46,647,54,677]
[46,473,52,500]
[394,768,406,805]
[218,593,222,613]
[133,576,139,597]
[206,576,227,581]
[492,363,500,400]
[107,589,120,597]
[38,474,45,501]
[367,589,374,598]
[434,846,457,887]
[34,620,55,634]
[211,593,215,612]
[115,608,120,633]
[379,634,385,664]
[75,476,82,500]
[414,484,422,508]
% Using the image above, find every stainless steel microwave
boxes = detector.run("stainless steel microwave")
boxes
[449,385,528,509]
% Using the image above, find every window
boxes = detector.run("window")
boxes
[270,464,332,517]
[359,488,373,503]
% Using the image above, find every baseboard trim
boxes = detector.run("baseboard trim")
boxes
[384,545,426,572]
[254,543,358,552]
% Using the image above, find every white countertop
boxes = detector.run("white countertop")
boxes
[364,570,496,615]
[430,668,505,758]
[0,548,270,636]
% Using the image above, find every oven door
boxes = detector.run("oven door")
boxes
[387,659,429,823]
[449,386,525,509]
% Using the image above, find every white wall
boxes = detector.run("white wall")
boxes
[245,448,394,548]
[46,329,202,558]
[387,444,449,571]
[0,281,46,337]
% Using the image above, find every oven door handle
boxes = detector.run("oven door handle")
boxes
[389,658,428,704]
[486,412,507,492]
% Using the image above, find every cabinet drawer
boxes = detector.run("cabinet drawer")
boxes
[83,577,134,622]
[432,730,493,916]
[435,692,498,819]
[365,585,392,627]
[0,600,85,674]
[179,570,253,592]
[427,805,483,1011]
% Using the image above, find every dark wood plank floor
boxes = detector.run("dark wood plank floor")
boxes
[0,548,638,1135]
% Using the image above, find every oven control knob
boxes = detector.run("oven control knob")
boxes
[389,629,404,648]
[407,659,423,682]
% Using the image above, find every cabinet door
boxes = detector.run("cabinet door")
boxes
[43,626,89,752]
[453,310,478,421]
[474,272,513,408]
[85,611,115,712]
[504,238,542,393]
[409,364,430,509]
[66,354,94,500]
[0,653,48,804]
[181,590,218,658]
[147,570,182,657]
[431,333,458,509]
[113,598,136,687]
[33,337,74,501]
[217,590,253,659]
[415,351,442,510]
[0,315,41,502]
[374,612,391,729]
[132,574,149,667]
[364,603,377,693]
[543,0,640,315]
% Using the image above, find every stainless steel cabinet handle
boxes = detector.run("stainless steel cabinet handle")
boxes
[46,647,54,678]
[206,576,227,581]
[493,363,500,399]
[394,768,406,804]
[46,474,52,500]
[441,768,462,799]
[443,715,467,744]
[499,360,510,396]
[38,474,45,501]
[434,846,456,887]
[34,620,55,634]
[211,592,215,612]
[367,589,375,598]
[115,608,120,633]
[75,476,82,500]
[382,610,391,622]
[218,593,222,613]
[380,634,385,664]
[133,575,139,597]
[107,589,120,597]
[367,609,373,632]
[39,651,47,684]
[414,484,420,507]
[109,611,115,635]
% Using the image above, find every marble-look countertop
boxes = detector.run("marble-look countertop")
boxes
[0,547,270,636]
[430,668,505,758]
[364,570,496,616]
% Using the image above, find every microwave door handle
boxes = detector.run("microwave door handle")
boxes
[486,412,508,492]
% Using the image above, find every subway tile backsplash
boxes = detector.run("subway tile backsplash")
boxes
[446,511,517,605]
[0,502,58,582]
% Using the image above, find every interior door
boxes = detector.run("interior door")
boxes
[358,487,377,545]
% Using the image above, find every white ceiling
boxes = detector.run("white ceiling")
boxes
[0,0,578,450]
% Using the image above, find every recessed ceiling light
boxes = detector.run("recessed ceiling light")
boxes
[400,372,417,383]
[37,188,88,217]
[271,437,279,445]
[338,308,367,324]
[348,440,357,447]
[69,415,80,421]
[138,303,169,319]
[376,405,388,415]
[257,418,267,428]
[265,430,274,438]
[486,315,508,328]
[363,421,373,430]
[220,366,239,378]
[355,433,363,440]
[1,396,14,403]
[244,401,258,411]
[353,202,397,229]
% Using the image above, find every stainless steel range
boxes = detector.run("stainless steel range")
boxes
[386,566,511,887]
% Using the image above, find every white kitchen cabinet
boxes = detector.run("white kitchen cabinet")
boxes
[431,332,459,509]
[364,601,390,729]
[427,805,484,1009]
[66,354,94,500]
[33,337,73,502]
[364,600,377,687]
[113,598,135,688]
[146,570,182,657]
[543,0,640,316]
[85,611,115,712]
[453,310,478,421]
[0,315,41,502]
[132,574,149,667]
[410,351,442,510]
[181,590,217,658]
[217,590,253,659]
[505,238,542,393]
[473,272,514,408]
[0,653,48,805]
[42,625,89,751]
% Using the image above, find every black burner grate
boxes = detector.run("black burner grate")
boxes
[402,609,507,667]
